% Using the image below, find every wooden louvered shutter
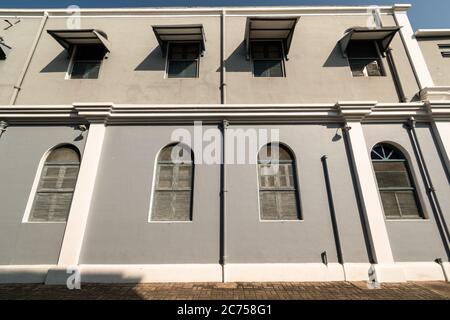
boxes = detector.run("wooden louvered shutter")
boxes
[258,145,300,220]
[30,146,80,222]
[151,144,193,221]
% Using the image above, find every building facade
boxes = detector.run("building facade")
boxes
[0,4,449,284]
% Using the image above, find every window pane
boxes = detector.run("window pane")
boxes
[168,43,199,60]
[157,165,174,189]
[373,162,411,188]
[30,193,73,222]
[152,191,191,221]
[46,147,80,163]
[397,191,421,218]
[366,60,382,76]
[254,60,283,77]
[172,191,191,221]
[74,44,106,60]
[347,41,378,58]
[175,165,192,189]
[279,192,298,220]
[260,191,278,220]
[380,191,401,218]
[71,61,101,79]
[152,192,173,221]
[168,60,198,78]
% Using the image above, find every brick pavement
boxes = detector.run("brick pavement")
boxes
[0,281,449,300]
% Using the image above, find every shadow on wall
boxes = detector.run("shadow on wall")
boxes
[135,46,166,72]
[323,43,349,68]
[222,40,252,73]
[40,50,71,73]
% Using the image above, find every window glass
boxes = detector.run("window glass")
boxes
[371,144,423,219]
[167,43,199,78]
[251,41,284,78]
[70,44,105,79]
[30,146,80,222]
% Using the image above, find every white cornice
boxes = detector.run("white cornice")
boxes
[0,101,445,125]
[415,29,450,38]
[0,4,410,17]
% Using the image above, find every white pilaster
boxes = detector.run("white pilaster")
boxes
[393,4,434,89]
[57,123,106,266]
[427,102,450,175]
[338,102,395,264]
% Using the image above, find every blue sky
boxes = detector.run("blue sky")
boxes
[0,1,448,30]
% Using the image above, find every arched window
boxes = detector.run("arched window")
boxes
[151,143,194,221]
[371,143,423,219]
[30,145,80,222]
[258,143,300,220]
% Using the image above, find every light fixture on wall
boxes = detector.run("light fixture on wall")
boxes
[0,121,8,138]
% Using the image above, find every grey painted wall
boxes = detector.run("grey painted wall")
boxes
[80,125,221,264]
[225,124,370,263]
[0,18,42,105]
[363,123,449,262]
[225,15,419,104]
[418,38,450,86]
[0,13,420,105]
[0,126,87,264]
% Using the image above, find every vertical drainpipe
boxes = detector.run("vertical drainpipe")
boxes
[405,118,450,257]
[10,11,49,105]
[220,9,228,283]
[372,8,407,103]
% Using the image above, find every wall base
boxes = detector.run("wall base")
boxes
[0,262,448,284]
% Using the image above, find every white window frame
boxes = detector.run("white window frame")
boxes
[22,144,79,224]
[165,41,201,79]
[148,143,194,223]
[65,45,104,80]
[347,41,386,78]
[255,142,302,223]
[251,39,286,78]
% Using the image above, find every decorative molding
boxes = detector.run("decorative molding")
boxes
[1,102,442,125]
[420,87,450,102]
[424,100,450,121]
[0,5,407,18]
[415,29,450,38]
[336,101,377,122]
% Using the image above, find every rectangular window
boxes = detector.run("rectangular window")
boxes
[69,44,105,79]
[167,42,200,78]
[251,41,285,77]
[438,44,450,58]
[347,41,384,77]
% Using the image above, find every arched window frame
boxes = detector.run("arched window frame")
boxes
[257,142,301,221]
[371,142,425,220]
[22,144,81,223]
[148,142,195,223]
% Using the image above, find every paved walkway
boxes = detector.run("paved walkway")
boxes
[0,282,449,300]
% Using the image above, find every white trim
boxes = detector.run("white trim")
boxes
[394,10,434,89]
[21,143,78,224]
[1,262,449,284]
[225,263,345,282]
[344,121,395,264]
[45,264,222,284]
[0,265,54,284]
[57,124,106,266]
[397,262,446,281]
[415,29,450,38]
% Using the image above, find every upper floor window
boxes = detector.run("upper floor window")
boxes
[251,41,285,77]
[371,143,423,219]
[258,143,300,220]
[167,42,200,78]
[347,40,384,77]
[69,44,106,79]
[438,44,450,58]
[151,143,194,221]
[29,145,80,222]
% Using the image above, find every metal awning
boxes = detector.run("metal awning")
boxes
[245,17,299,59]
[152,25,206,55]
[0,41,12,60]
[47,29,111,54]
[339,27,401,57]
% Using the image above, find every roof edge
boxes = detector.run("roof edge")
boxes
[415,29,450,38]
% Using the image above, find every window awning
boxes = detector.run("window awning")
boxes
[152,25,206,55]
[339,27,401,57]
[0,41,12,60]
[47,29,111,54]
[245,17,299,60]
